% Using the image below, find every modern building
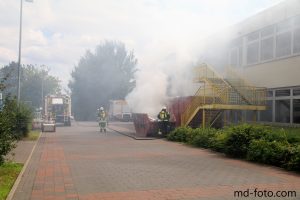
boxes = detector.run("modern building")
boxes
[200,0,300,126]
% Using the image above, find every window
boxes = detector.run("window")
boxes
[275,100,290,123]
[294,15,300,27]
[293,88,300,96]
[261,37,274,60]
[260,100,272,122]
[276,32,292,57]
[230,38,243,67]
[261,25,274,37]
[247,42,259,64]
[275,89,290,97]
[293,28,300,54]
[230,48,238,67]
[276,19,293,33]
[293,99,300,124]
[267,90,273,97]
[247,31,259,42]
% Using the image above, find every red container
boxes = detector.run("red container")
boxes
[132,113,160,137]
[168,96,193,127]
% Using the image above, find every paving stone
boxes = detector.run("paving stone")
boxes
[11,122,300,200]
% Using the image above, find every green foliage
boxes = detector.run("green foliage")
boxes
[0,99,32,164]
[69,41,137,120]
[0,62,61,108]
[189,128,217,148]
[210,130,228,152]
[0,162,23,200]
[222,124,288,158]
[284,145,300,171]
[167,127,192,142]
[247,140,290,166]
[167,123,300,172]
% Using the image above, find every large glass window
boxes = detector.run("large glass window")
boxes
[293,88,300,96]
[275,100,290,123]
[247,42,259,64]
[261,25,274,37]
[261,37,274,61]
[293,28,300,54]
[230,48,238,67]
[293,99,300,124]
[267,90,273,97]
[260,100,272,122]
[247,31,259,42]
[276,32,292,57]
[276,19,293,32]
[275,89,290,97]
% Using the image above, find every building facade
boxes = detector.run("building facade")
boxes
[202,0,300,125]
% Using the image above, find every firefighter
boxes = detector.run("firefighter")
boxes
[98,107,107,133]
[157,106,170,135]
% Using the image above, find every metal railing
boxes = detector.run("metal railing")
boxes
[181,64,267,126]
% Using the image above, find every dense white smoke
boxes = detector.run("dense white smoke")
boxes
[126,43,200,117]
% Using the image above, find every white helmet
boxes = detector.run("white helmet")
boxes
[162,106,167,110]
[100,107,104,111]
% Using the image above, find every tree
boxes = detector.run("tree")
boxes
[69,41,137,120]
[0,62,61,108]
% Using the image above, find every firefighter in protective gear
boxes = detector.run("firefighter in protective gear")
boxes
[157,106,170,135]
[98,107,107,133]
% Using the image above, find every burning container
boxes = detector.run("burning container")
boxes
[168,96,193,127]
[132,113,175,138]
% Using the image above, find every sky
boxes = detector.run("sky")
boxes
[0,0,283,90]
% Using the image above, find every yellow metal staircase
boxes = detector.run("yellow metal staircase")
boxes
[181,64,266,127]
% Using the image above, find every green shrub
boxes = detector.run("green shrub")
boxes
[223,124,276,158]
[0,98,32,165]
[247,140,290,167]
[284,145,300,171]
[16,104,33,138]
[167,127,192,142]
[189,128,217,148]
[210,130,228,153]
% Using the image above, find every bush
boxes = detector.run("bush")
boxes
[0,98,32,165]
[223,124,281,158]
[168,124,300,172]
[167,127,192,142]
[247,140,290,166]
[16,104,33,138]
[210,130,228,152]
[284,145,300,171]
[189,128,217,148]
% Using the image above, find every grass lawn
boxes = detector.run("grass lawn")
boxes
[0,163,23,200]
[24,130,40,141]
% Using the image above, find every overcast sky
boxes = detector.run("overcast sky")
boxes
[0,0,283,88]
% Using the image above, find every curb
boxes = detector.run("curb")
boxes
[107,126,156,140]
[6,131,42,200]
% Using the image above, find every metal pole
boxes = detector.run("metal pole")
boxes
[17,0,23,104]
[41,69,44,108]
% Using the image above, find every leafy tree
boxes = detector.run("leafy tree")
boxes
[69,41,137,120]
[0,62,61,108]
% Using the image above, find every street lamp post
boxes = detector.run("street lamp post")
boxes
[17,0,23,104]
[17,0,33,104]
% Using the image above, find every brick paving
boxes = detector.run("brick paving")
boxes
[11,121,300,200]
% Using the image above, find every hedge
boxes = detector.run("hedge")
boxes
[0,98,32,164]
[167,124,300,172]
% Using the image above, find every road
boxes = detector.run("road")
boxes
[12,121,300,200]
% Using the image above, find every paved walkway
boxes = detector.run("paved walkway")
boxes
[11,122,300,200]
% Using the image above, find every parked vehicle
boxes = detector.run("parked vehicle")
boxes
[43,95,72,129]
[108,100,132,121]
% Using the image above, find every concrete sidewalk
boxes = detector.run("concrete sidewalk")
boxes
[10,122,300,200]
[6,139,36,164]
